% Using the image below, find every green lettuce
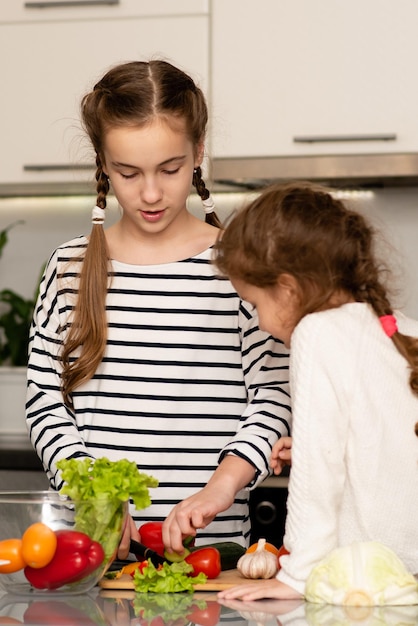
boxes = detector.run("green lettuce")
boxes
[57,457,158,560]
[132,593,206,621]
[133,559,207,593]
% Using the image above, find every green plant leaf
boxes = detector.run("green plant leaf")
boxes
[0,220,24,259]
[0,221,43,366]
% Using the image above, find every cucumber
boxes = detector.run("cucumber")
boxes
[164,547,191,563]
[189,542,246,571]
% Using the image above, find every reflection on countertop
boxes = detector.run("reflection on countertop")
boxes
[0,589,417,626]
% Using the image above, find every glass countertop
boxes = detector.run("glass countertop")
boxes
[0,588,417,626]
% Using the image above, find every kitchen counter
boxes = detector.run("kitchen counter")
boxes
[0,588,417,625]
[0,433,49,490]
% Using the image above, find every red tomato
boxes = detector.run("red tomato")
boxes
[187,601,221,626]
[185,547,221,579]
[0,538,25,573]
[21,523,57,569]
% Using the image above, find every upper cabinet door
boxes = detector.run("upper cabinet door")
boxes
[211,0,418,158]
[3,0,208,21]
[0,13,208,189]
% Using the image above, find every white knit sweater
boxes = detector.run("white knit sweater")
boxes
[277,302,418,595]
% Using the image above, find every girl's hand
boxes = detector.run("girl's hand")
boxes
[117,514,140,560]
[162,482,234,554]
[162,455,255,554]
[270,436,292,475]
[217,579,302,601]
[218,597,304,617]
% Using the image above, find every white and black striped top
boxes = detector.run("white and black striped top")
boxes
[26,237,291,547]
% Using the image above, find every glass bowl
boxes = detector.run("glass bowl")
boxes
[0,490,127,595]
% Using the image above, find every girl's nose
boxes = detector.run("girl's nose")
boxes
[141,176,163,204]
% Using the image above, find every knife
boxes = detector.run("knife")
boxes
[129,539,167,567]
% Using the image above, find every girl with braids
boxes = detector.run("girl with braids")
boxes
[215,181,418,601]
[26,60,291,558]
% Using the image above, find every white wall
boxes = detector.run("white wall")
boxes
[358,187,418,318]
[0,193,244,302]
[0,188,418,317]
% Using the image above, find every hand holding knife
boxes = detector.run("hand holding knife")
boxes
[129,539,166,567]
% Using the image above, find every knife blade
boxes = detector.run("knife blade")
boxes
[129,539,166,567]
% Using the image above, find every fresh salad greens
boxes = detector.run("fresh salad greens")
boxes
[57,457,158,560]
[132,593,206,621]
[133,560,207,593]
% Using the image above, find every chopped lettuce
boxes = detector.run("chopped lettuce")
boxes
[133,559,207,593]
[132,593,206,621]
[57,457,158,560]
[305,541,418,606]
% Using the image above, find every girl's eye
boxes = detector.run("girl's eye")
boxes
[120,172,136,179]
[162,168,180,175]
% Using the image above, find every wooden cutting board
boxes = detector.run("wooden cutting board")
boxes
[99,568,266,591]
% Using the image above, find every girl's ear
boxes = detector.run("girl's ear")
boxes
[277,273,301,305]
[277,273,299,295]
[194,141,205,167]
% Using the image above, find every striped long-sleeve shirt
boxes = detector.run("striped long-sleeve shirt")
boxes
[26,238,291,546]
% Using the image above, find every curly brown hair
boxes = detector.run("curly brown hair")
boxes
[214,181,418,398]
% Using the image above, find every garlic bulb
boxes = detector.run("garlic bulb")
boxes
[237,538,279,579]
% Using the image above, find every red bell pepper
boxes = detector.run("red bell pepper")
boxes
[138,521,195,558]
[138,522,165,557]
[184,547,221,579]
[24,530,105,590]
[129,560,149,577]
[23,600,99,625]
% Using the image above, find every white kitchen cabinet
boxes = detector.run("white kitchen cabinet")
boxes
[0,7,208,189]
[2,0,208,22]
[211,0,418,159]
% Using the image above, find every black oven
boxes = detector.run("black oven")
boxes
[249,478,288,548]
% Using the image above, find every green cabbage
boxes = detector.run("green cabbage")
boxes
[305,541,418,606]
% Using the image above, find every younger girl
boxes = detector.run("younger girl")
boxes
[25,60,291,557]
[215,181,418,600]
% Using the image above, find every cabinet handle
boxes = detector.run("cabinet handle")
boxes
[293,133,397,143]
[23,164,94,171]
[24,1,119,8]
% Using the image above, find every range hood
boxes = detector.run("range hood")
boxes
[211,152,418,190]
[3,152,418,198]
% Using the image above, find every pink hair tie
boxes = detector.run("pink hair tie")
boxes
[379,314,398,338]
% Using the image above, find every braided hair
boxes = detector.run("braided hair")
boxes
[61,60,220,407]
